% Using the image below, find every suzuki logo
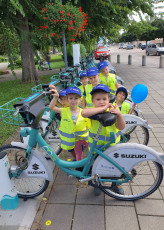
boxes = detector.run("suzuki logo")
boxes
[32,163,39,170]
[113,153,119,158]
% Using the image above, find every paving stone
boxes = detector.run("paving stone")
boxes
[55,169,78,185]
[138,215,164,230]
[135,199,164,215]
[72,205,104,230]
[48,184,77,203]
[105,196,134,206]
[41,204,74,230]
[76,186,104,205]
[105,206,139,230]
[148,138,160,147]
[154,132,164,138]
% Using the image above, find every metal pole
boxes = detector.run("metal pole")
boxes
[59,0,68,69]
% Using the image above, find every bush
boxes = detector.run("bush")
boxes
[0,56,5,62]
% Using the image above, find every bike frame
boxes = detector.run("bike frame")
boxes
[20,124,132,185]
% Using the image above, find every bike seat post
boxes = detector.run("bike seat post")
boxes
[94,124,103,141]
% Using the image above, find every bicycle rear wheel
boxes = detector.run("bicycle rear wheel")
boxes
[0,145,49,199]
[99,161,163,201]
[39,119,62,156]
[122,125,149,145]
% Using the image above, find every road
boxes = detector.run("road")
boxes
[109,46,163,69]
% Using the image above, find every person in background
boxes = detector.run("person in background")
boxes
[114,87,130,114]
[78,71,89,106]
[45,53,52,70]
[82,67,99,108]
[98,61,119,95]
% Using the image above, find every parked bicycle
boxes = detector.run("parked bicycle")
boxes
[0,91,161,201]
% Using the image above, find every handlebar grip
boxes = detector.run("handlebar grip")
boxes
[44,91,53,96]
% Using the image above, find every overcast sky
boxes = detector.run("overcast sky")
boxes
[133,2,164,21]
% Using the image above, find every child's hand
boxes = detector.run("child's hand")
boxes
[109,103,121,116]
[49,85,59,98]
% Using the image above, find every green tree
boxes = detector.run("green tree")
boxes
[151,18,164,43]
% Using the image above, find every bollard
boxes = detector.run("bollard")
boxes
[128,55,132,65]
[142,55,146,66]
[159,56,164,68]
[117,54,120,64]
[108,54,111,62]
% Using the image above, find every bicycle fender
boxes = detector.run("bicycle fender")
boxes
[11,142,53,181]
[11,141,28,149]
[122,114,152,134]
[92,143,164,177]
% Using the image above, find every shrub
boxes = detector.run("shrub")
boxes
[0,56,5,62]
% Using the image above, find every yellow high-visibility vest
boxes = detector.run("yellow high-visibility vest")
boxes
[59,107,91,150]
[113,101,130,114]
[84,84,94,108]
[99,73,116,95]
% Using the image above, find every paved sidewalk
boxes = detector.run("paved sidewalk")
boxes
[1,54,164,230]
[0,63,64,82]
[31,60,164,230]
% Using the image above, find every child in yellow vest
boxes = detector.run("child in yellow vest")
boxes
[78,71,88,106]
[82,84,125,194]
[114,87,131,114]
[82,67,99,108]
[49,86,91,161]
[98,61,119,95]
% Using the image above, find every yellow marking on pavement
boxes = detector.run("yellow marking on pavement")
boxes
[45,220,51,226]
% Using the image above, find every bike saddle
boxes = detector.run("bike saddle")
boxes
[89,112,116,127]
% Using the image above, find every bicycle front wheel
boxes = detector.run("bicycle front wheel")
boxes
[40,119,62,156]
[122,125,149,145]
[100,161,163,201]
[0,145,49,199]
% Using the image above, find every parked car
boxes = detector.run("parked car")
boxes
[94,46,110,60]
[119,43,124,49]
[126,44,133,49]
[141,44,146,50]
[146,43,164,56]
[123,44,127,49]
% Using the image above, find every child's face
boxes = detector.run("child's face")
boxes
[67,93,81,108]
[89,75,99,86]
[92,92,109,108]
[60,96,69,107]
[100,66,109,77]
[80,76,88,86]
[116,91,126,102]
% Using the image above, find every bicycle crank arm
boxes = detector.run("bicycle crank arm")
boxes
[79,176,94,183]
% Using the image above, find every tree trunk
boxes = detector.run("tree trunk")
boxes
[17,13,39,83]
